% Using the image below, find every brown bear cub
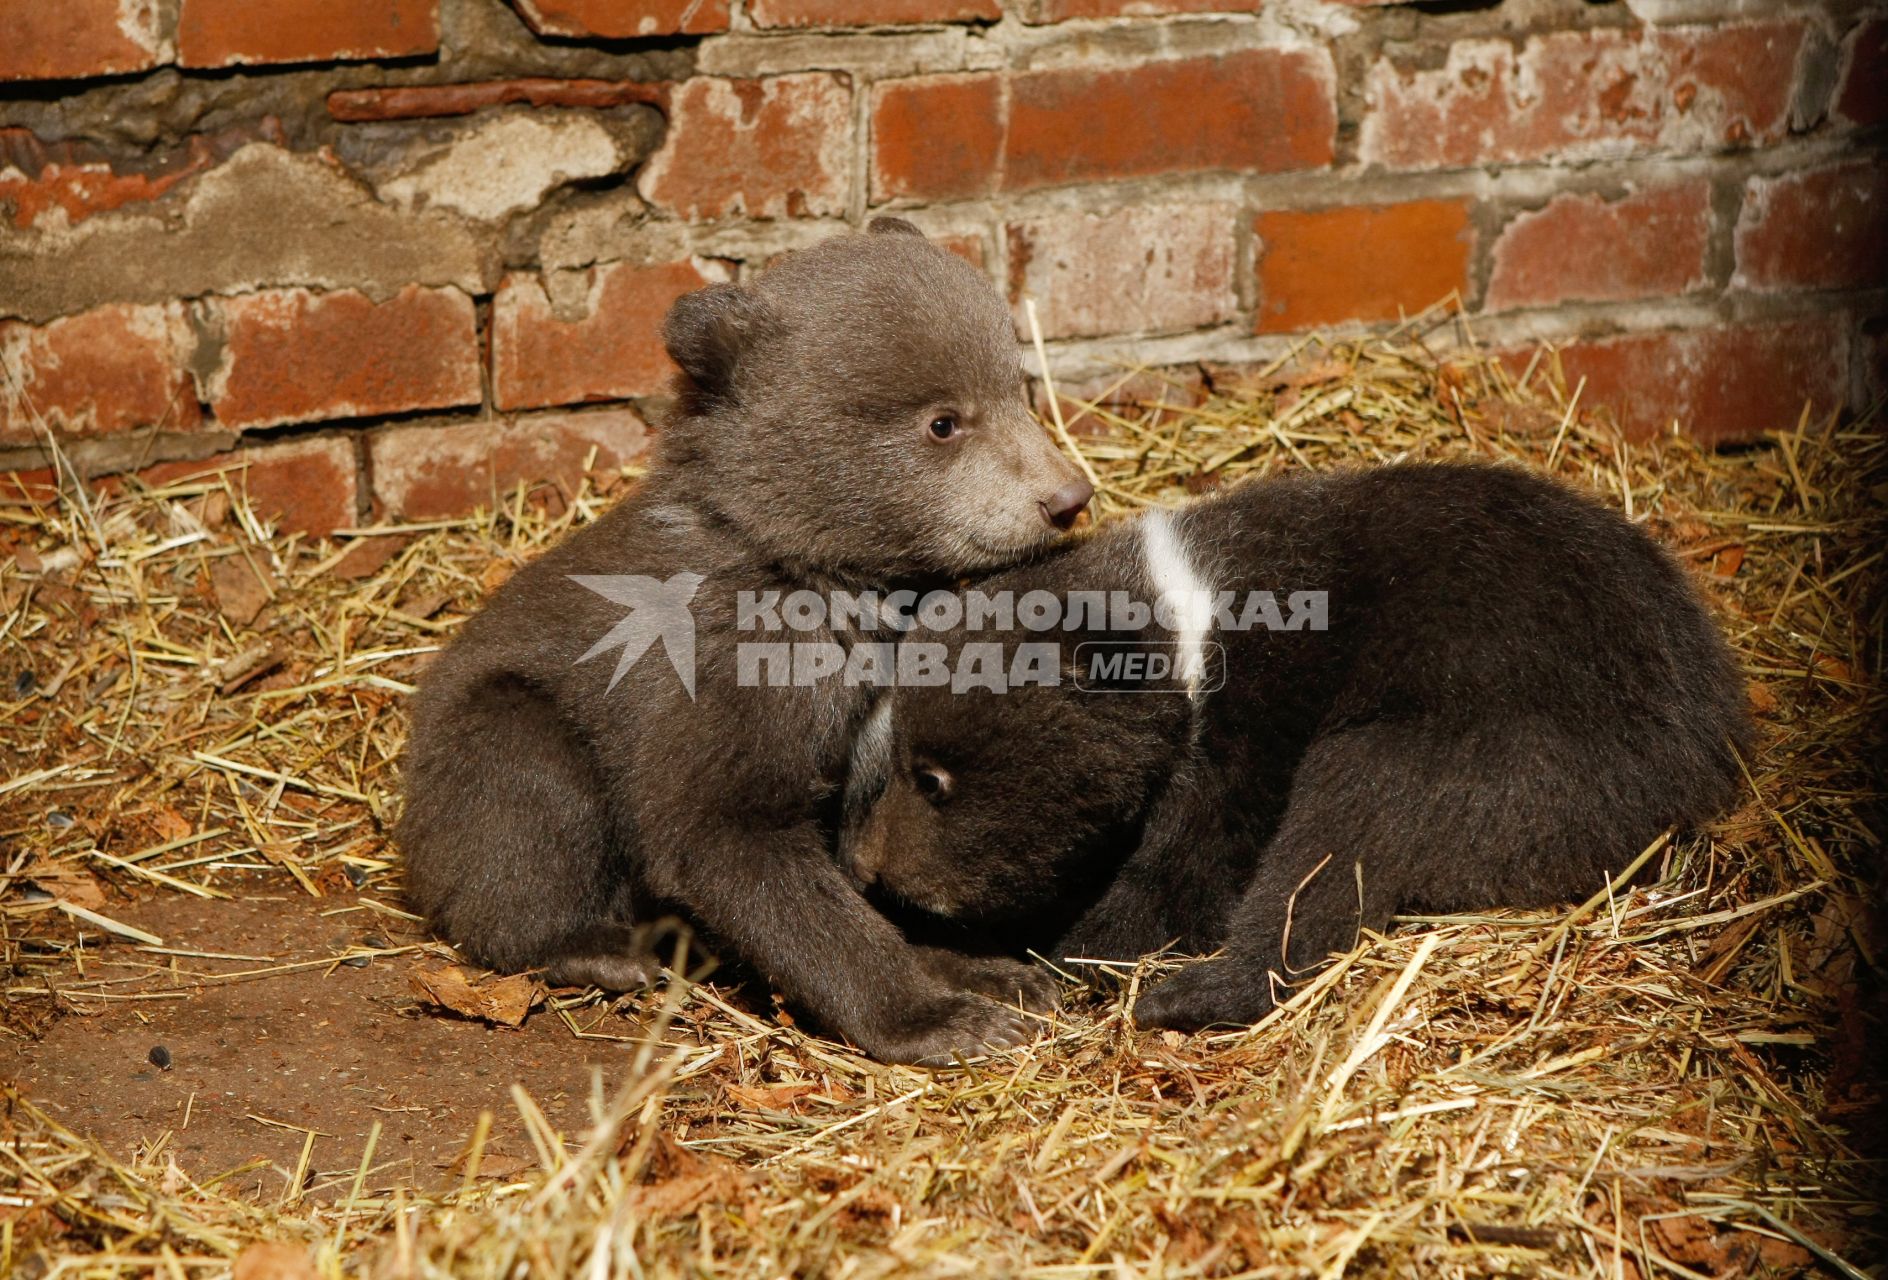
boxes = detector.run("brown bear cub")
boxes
[398,220,1090,1064]
[840,463,1750,1032]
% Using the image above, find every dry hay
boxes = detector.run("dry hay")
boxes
[1,313,1882,1278]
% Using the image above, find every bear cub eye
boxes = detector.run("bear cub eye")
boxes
[926,414,960,443]
[913,762,955,803]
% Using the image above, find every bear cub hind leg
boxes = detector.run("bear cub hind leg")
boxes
[399,672,652,987]
[1132,725,1427,1031]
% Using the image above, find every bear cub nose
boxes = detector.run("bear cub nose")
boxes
[1040,478,1094,531]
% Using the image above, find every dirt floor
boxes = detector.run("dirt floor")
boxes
[2,883,643,1200]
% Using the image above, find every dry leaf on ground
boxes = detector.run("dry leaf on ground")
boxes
[410,964,544,1027]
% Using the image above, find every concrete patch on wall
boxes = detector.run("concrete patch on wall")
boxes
[0,145,488,323]
[373,109,633,223]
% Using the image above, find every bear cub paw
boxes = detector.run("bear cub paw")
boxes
[542,950,660,992]
[919,948,1062,1014]
[869,990,1049,1067]
[1132,957,1278,1033]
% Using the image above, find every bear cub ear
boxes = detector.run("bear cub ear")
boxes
[663,283,776,400]
[867,216,926,239]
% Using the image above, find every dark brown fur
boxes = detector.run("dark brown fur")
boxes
[398,222,1081,1064]
[840,464,1752,1030]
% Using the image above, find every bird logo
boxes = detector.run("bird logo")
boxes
[569,573,705,699]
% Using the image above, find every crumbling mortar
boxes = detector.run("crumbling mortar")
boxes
[1325,15,1389,168]
[233,400,528,443]
[1001,15,1289,72]
[332,102,659,181]
[0,427,229,481]
[0,408,402,483]
[1462,198,1508,309]
[697,28,974,77]
[182,298,226,405]
[1371,0,1642,75]
[628,393,677,427]
[1849,313,1885,411]
[975,216,1004,298]
[1025,284,1884,389]
[473,295,496,418]
[857,146,1770,225]
[0,0,690,158]
[845,62,871,226]
[348,429,372,526]
[0,144,491,321]
[1705,168,1749,291]
[702,10,1336,82]
[1232,208,1260,317]
[633,214,851,268]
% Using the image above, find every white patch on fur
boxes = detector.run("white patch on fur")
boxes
[844,696,897,814]
[1141,510,1214,700]
[645,503,700,533]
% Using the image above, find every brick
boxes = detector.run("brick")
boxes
[0,158,186,235]
[326,78,668,123]
[1834,18,1888,127]
[1007,52,1334,192]
[1008,205,1237,340]
[1253,200,1473,334]
[493,260,712,411]
[139,437,359,535]
[0,304,199,444]
[0,0,165,81]
[935,233,988,271]
[0,122,286,231]
[1735,162,1888,293]
[1487,182,1712,311]
[873,75,1004,202]
[178,0,438,68]
[369,410,649,519]
[1859,321,1888,407]
[1020,0,1262,18]
[637,75,853,219]
[206,287,479,431]
[0,469,59,507]
[512,0,729,36]
[1546,319,1850,442]
[247,435,359,536]
[871,50,1335,202]
[750,0,999,26]
[1361,22,1807,169]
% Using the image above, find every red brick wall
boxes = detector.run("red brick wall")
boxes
[1,0,1881,533]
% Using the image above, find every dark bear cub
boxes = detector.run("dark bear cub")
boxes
[399,220,1090,1064]
[840,464,1750,1031]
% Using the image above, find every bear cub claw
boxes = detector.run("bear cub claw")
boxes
[919,948,1062,1014]
[543,950,660,992]
[1132,958,1277,1033]
[870,990,1046,1067]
